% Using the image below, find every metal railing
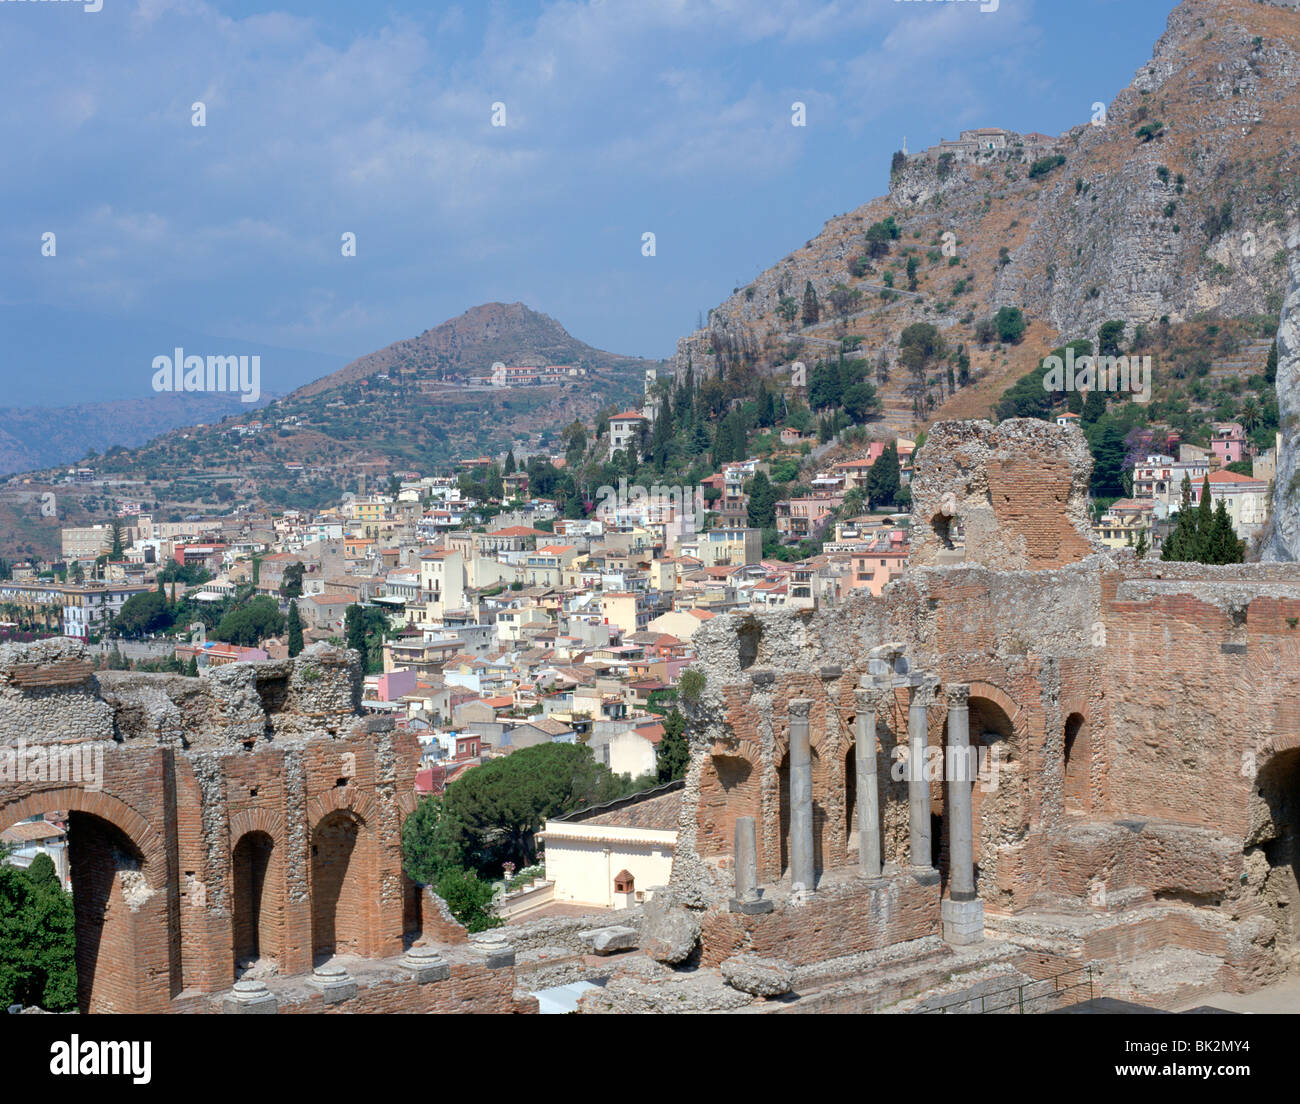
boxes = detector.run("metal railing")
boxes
[918,964,1095,1014]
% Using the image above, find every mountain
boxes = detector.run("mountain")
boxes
[293,302,644,399]
[669,0,1300,432]
[0,393,275,477]
[0,303,656,558]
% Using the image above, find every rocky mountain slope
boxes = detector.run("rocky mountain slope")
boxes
[671,0,1300,431]
[1265,231,1300,560]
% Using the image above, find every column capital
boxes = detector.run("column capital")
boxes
[788,698,813,720]
[945,683,971,706]
[854,685,888,711]
[908,681,937,709]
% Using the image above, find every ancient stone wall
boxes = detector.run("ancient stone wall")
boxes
[909,419,1101,571]
[678,543,1300,986]
[0,639,530,1014]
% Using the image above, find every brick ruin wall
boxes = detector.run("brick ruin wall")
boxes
[672,421,1300,992]
[909,419,1101,571]
[0,639,535,1014]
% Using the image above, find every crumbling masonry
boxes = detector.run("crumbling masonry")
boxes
[0,641,534,1013]
[583,418,1300,1012]
[5,417,1300,1013]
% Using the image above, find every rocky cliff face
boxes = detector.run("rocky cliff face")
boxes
[1263,235,1300,561]
[671,0,1300,397]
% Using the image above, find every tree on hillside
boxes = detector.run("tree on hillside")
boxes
[433,743,629,873]
[1088,420,1128,498]
[1082,388,1107,426]
[562,420,587,462]
[1161,476,1241,565]
[114,591,172,638]
[808,359,842,410]
[994,306,1027,344]
[343,603,390,673]
[801,281,821,326]
[842,381,881,424]
[827,283,862,323]
[746,470,779,530]
[214,596,284,648]
[1098,321,1126,358]
[279,562,305,600]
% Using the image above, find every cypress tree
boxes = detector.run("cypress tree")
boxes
[1211,499,1241,564]
[801,281,820,326]
[287,601,304,657]
[1195,475,1214,561]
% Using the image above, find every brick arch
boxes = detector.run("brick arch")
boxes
[0,786,165,887]
[708,738,762,766]
[1259,733,1300,762]
[310,803,377,959]
[698,742,763,859]
[963,680,1026,736]
[228,808,284,849]
[1,784,176,1012]
[307,786,376,829]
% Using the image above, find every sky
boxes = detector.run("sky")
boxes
[0,0,1177,406]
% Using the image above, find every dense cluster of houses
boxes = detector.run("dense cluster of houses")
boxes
[1081,420,1278,554]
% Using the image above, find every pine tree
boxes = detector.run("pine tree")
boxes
[287,601,304,657]
[1134,529,1149,559]
[504,449,516,475]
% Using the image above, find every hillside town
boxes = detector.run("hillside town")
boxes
[7,0,1300,1047]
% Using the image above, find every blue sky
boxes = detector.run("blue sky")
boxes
[0,0,1175,405]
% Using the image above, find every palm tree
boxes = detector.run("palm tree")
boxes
[1240,397,1259,435]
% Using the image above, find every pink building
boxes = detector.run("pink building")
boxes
[849,534,909,597]
[1211,423,1248,465]
[376,668,418,702]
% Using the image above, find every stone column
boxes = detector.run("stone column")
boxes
[908,682,934,870]
[788,699,815,894]
[854,687,884,879]
[729,816,773,914]
[942,683,984,944]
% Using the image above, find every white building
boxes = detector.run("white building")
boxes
[607,411,647,460]
[541,783,680,910]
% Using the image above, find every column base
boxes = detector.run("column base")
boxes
[728,897,774,915]
[910,865,941,886]
[941,896,985,945]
